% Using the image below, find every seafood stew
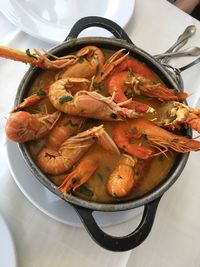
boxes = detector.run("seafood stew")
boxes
[4,44,200,205]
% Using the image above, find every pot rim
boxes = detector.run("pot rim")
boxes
[16,36,190,212]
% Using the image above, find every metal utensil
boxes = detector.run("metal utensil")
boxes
[158,25,196,63]
[155,46,200,59]
[163,57,200,88]
[165,25,196,53]
[160,40,188,64]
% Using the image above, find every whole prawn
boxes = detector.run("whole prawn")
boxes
[106,154,137,198]
[58,46,105,79]
[113,118,200,159]
[48,78,143,121]
[106,59,188,102]
[58,149,101,194]
[5,110,60,143]
[106,71,152,113]
[106,155,152,198]
[37,125,119,175]
[0,46,78,69]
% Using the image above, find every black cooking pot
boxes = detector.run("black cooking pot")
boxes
[16,17,190,252]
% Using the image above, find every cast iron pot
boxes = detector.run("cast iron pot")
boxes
[16,17,190,252]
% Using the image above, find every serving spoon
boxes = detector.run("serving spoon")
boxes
[159,25,196,63]
[154,46,200,59]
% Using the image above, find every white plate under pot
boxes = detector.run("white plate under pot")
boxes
[6,140,142,228]
[0,0,135,43]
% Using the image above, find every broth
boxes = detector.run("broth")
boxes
[26,49,177,203]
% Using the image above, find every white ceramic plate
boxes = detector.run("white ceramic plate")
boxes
[0,214,17,267]
[0,0,135,44]
[6,140,142,228]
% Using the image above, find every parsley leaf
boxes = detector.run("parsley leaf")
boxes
[63,119,79,127]
[79,185,94,197]
[36,88,46,96]
[59,95,73,104]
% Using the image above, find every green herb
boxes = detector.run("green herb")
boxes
[171,138,178,142]
[63,119,79,127]
[78,57,84,63]
[125,92,133,99]
[158,155,164,161]
[127,70,134,77]
[93,81,106,93]
[93,81,100,90]
[36,88,46,96]
[59,95,73,104]
[79,185,94,197]
[26,49,37,59]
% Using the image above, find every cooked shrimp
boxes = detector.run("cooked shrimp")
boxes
[113,118,200,159]
[0,46,78,69]
[36,125,120,175]
[107,60,188,102]
[113,120,153,159]
[58,150,101,194]
[5,111,60,143]
[106,154,137,198]
[58,46,105,79]
[47,114,85,149]
[108,58,156,80]
[48,78,143,121]
[106,71,152,113]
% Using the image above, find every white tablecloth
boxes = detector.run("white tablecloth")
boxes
[0,1,200,267]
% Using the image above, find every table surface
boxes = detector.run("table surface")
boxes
[0,1,200,267]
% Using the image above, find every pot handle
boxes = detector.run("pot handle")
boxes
[65,16,133,44]
[69,196,162,252]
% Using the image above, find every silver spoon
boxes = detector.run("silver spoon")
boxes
[164,25,196,53]
[163,57,200,88]
[157,25,196,63]
[154,46,200,59]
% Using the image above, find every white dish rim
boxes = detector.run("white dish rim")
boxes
[0,0,135,43]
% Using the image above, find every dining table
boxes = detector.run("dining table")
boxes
[0,0,200,266]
